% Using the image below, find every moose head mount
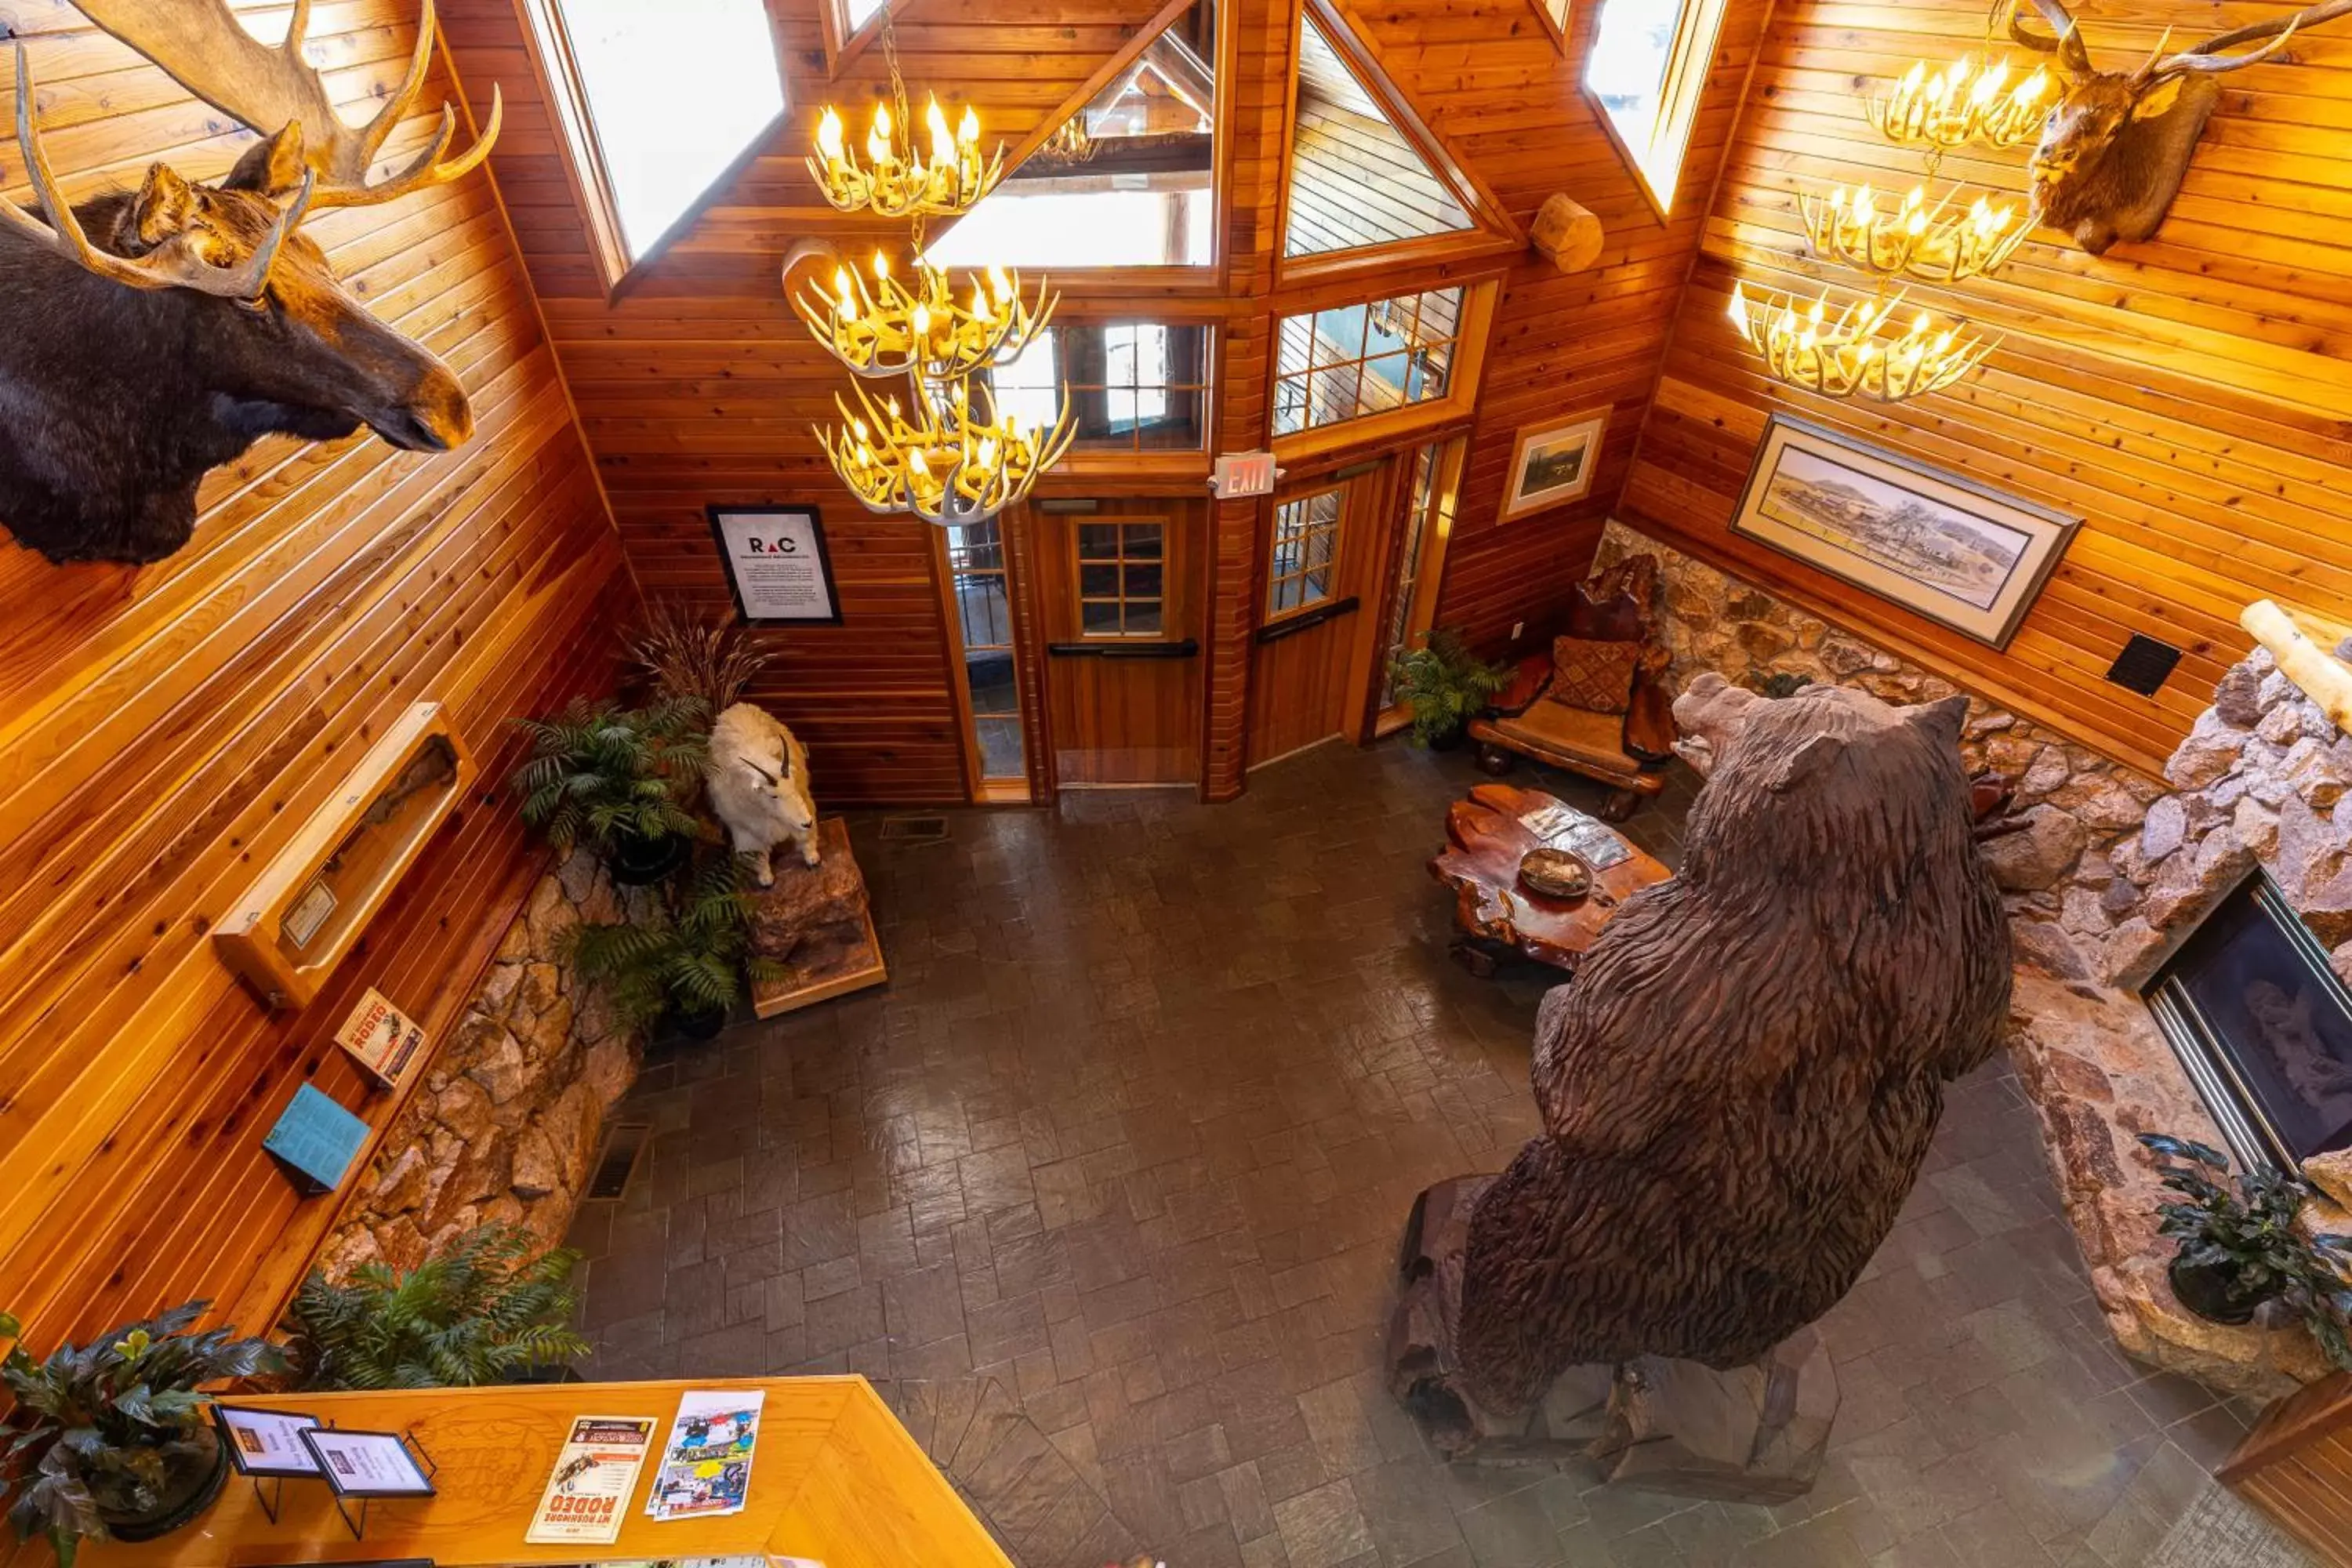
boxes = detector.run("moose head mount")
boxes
[2007,0,2352,254]
[0,1,501,565]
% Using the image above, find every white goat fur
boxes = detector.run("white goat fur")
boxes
[706,702,819,886]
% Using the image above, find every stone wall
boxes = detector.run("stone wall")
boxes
[317,851,648,1276]
[1597,521,2337,1394]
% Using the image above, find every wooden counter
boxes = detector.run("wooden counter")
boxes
[71,1378,1011,1568]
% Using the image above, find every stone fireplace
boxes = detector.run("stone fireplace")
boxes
[2145,873,2352,1178]
[1596,521,2352,1396]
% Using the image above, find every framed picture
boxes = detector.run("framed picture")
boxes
[299,1428,438,1498]
[212,1405,322,1479]
[708,507,842,626]
[1730,416,2078,651]
[1499,407,1610,522]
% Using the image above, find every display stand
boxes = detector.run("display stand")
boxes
[748,819,887,1018]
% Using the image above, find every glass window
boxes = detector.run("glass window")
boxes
[984,323,1212,452]
[1075,521,1167,637]
[1584,0,1728,215]
[526,0,786,263]
[926,2,1218,269]
[1283,9,1472,257]
[1267,490,1342,618]
[1272,287,1463,437]
[1379,439,1462,709]
[947,522,1027,782]
[844,0,887,27]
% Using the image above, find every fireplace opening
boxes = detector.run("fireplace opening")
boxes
[2144,873,2352,1177]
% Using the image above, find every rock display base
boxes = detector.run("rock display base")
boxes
[750,818,887,1018]
[1593,1332,1838,1504]
[1388,1178,1835,1498]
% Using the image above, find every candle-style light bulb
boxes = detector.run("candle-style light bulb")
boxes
[818,107,846,161]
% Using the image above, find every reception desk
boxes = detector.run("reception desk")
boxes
[71,1377,1011,1568]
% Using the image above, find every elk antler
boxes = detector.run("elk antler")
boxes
[0,43,310,299]
[2145,0,2352,78]
[2002,0,2096,77]
[72,0,500,212]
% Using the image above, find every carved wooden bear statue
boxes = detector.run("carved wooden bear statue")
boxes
[1456,673,2013,1414]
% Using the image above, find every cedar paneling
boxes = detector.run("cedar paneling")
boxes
[0,0,622,1349]
[1621,0,2352,778]
[441,0,1760,804]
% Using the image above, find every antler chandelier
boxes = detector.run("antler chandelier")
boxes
[796,10,1069,525]
[1733,16,2038,403]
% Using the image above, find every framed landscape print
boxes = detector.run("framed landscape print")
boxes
[1730,416,2078,651]
[1499,407,1610,522]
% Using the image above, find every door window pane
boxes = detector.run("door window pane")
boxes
[1267,490,1343,618]
[1073,520,1169,638]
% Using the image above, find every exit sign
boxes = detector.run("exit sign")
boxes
[1211,451,1281,499]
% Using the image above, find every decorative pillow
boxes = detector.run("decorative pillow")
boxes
[1549,635,1642,714]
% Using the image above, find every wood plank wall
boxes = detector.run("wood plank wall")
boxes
[0,0,623,1348]
[1622,0,2352,778]
[439,0,1766,804]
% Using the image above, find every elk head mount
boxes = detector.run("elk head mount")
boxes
[0,1,501,565]
[2007,0,2352,255]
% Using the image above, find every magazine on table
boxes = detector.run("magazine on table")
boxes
[644,1389,765,1522]
[1515,802,1632,869]
[525,1414,659,1544]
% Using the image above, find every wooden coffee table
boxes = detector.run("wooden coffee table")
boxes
[1430,784,1673,972]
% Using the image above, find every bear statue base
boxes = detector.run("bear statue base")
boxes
[1388,1178,1839,1501]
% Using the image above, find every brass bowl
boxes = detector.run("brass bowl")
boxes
[1517,847,1592,902]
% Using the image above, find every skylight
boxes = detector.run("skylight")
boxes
[927,2,1218,270]
[1283,6,1475,259]
[528,0,786,267]
[845,0,887,26]
[1584,0,1727,215]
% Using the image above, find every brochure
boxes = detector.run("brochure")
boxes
[525,1415,659,1545]
[1516,802,1632,870]
[333,985,429,1088]
[644,1390,765,1522]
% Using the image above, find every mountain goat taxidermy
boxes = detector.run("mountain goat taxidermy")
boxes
[706,703,819,887]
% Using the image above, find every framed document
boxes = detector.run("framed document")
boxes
[300,1428,437,1498]
[213,1405,322,1478]
[708,507,842,626]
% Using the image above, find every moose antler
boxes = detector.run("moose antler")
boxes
[0,43,310,299]
[73,0,500,211]
[2003,0,2095,77]
[2145,0,2352,77]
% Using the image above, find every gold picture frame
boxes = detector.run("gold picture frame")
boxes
[1499,406,1610,523]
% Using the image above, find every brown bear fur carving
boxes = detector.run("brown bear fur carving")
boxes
[1455,674,2012,1412]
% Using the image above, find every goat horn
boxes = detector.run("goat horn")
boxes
[1,43,303,301]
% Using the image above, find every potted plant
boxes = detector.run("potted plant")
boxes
[1388,628,1509,750]
[281,1222,591,1390]
[562,851,781,1041]
[626,599,768,713]
[2140,1134,2352,1356]
[0,1301,284,1566]
[510,696,709,884]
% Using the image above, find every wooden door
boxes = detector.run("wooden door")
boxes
[1247,461,1394,768]
[1032,498,1204,786]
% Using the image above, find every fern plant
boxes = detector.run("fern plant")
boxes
[0,1301,284,1566]
[562,851,782,1030]
[508,696,708,859]
[281,1223,590,1391]
[1388,627,1509,748]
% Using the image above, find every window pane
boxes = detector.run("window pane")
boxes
[1127,603,1163,636]
[1080,564,1120,598]
[979,322,1209,452]
[1126,563,1163,600]
[1272,288,1464,437]
[552,0,786,259]
[947,521,1026,782]
[1585,0,1726,212]
[844,0,887,25]
[1082,601,1123,634]
[1078,524,1123,559]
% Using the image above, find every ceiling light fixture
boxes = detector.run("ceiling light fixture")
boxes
[1728,285,1994,403]
[818,378,1076,528]
[1865,54,2056,153]
[1798,183,2031,285]
[793,251,1058,382]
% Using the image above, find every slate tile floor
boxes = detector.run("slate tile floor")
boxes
[566,739,2279,1567]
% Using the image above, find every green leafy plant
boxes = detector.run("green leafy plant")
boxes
[562,851,782,1030]
[1388,627,1509,748]
[508,696,710,858]
[2140,1133,2352,1366]
[0,1301,284,1566]
[281,1222,590,1391]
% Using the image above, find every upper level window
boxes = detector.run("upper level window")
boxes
[844,0,887,27]
[1272,287,1464,437]
[927,1,1217,270]
[1283,5,1475,258]
[1584,0,1727,216]
[522,0,787,280]
[986,323,1213,452]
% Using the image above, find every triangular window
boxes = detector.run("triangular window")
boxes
[1282,5,1478,259]
[926,2,1218,270]
[1584,0,1730,216]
